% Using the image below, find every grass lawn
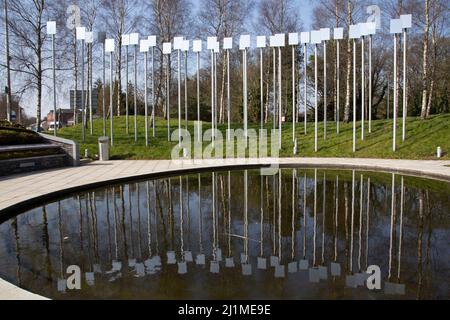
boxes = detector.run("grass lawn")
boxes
[56,113,450,160]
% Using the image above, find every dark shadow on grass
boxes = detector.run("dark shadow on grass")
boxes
[111,153,136,160]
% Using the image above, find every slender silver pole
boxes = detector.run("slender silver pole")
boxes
[369,35,373,134]
[323,41,327,140]
[110,52,114,146]
[184,51,188,130]
[197,52,201,142]
[353,39,356,153]
[81,39,85,142]
[167,55,170,141]
[227,49,231,141]
[144,51,149,146]
[314,44,318,152]
[273,48,276,130]
[151,47,155,137]
[125,45,129,135]
[361,36,365,141]
[244,48,248,142]
[102,43,106,137]
[336,39,340,134]
[178,49,181,142]
[278,47,282,147]
[292,45,296,142]
[393,35,398,152]
[52,34,57,136]
[214,52,218,136]
[261,48,264,132]
[134,45,138,143]
[89,42,93,136]
[210,50,214,145]
[402,29,407,142]
[304,43,307,135]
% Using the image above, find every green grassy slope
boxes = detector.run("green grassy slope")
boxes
[57,114,450,160]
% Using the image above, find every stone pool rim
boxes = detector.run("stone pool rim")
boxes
[1,157,450,300]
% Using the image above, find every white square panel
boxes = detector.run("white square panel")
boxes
[130,33,139,46]
[163,42,172,54]
[359,23,370,36]
[320,28,331,41]
[349,24,361,39]
[367,22,376,35]
[275,33,286,47]
[181,39,190,52]
[390,19,402,34]
[148,35,157,47]
[207,37,217,50]
[288,33,299,45]
[311,30,322,44]
[173,36,184,50]
[105,39,115,52]
[140,39,149,52]
[122,34,130,46]
[334,28,344,40]
[85,32,93,44]
[193,40,202,52]
[300,32,310,44]
[239,35,250,50]
[46,21,56,35]
[256,36,266,48]
[269,35,277,47]
[400,14,412,29]
[76,27,86,40]
[223,37,233,50]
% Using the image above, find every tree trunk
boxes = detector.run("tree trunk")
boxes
[420,0,430,120]
[426,23,437,118]
[343,0,352,123]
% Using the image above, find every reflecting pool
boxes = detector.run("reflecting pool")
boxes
[0,168,449,300]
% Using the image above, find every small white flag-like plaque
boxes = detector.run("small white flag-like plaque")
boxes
[47,21,56,35]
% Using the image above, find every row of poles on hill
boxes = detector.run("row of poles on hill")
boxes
[46,14,411,153]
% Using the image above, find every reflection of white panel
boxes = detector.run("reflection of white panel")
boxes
[122,34,130,46]
[182,39,190,52]
[85,32,93,44]
[239,35,250,50]
[400,14,412,29]
[46,21,56,35]
[163,42,172,54]
[148,35,157,47]
[207,37,217,50]
[288,33,299,45]
[76,27,86,40]
[349,24,361,39]
[140,39,149,52]
[256,36,266,48]
[334,28,344,40]
[320,28,331,41]
[390,19,402,34]
[130,33,139,45]
[300,31,310,44]
[311,30,322,44]
[223,37,233,50]
[105,39,115,52]
[173,36,184,50]
[193,40,202,52]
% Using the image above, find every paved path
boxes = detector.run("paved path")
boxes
[0,157,449,300]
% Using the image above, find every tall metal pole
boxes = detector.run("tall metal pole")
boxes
[89,41,93,136]
[304,43,307,135]
[166,55,170,141]
[134,44,138,143]
[369,35,373,134]
[361,36,365,141]
[81,39,86,142]
[125,45,129,135]
[352,39,356,153]
[151,46,155,137]
[210,49,214,145]
[278,47,282,147]
[402,29,407,142]
[177,48,181,142]
[244,48,248,142]
[184,51,188,131]
[227,49,231,141]
[261,48,264,132]
[393,35,398,152]
[52,34,57,136]
[323,41,327,140]
[214,51,218,137]
[4,0,12,122]
[273,48,276,131]
[144,50,149,146]
[314,44,318,153]
[102,43,106,137]
[110,51,114,146]
[197,51,201,142]
[336,39,340,134]
[292,45,296,141]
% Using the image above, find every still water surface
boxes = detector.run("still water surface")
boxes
[0,168,449,300]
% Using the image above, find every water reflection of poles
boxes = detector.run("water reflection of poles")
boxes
[366,178,371,269]
[331,175,341,276]
[178,177,188,275]
[275,169,285,278]
[258,172,266,270]
[196,174,205,265]
[57,202,66,292]
[388,174,396,282]
[289,169,297,273]
[210,172,220,274]
[242,170,252,276]
[12,217,22,287]
[300,172,308,270]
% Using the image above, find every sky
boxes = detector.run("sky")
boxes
[3,0,316,120]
